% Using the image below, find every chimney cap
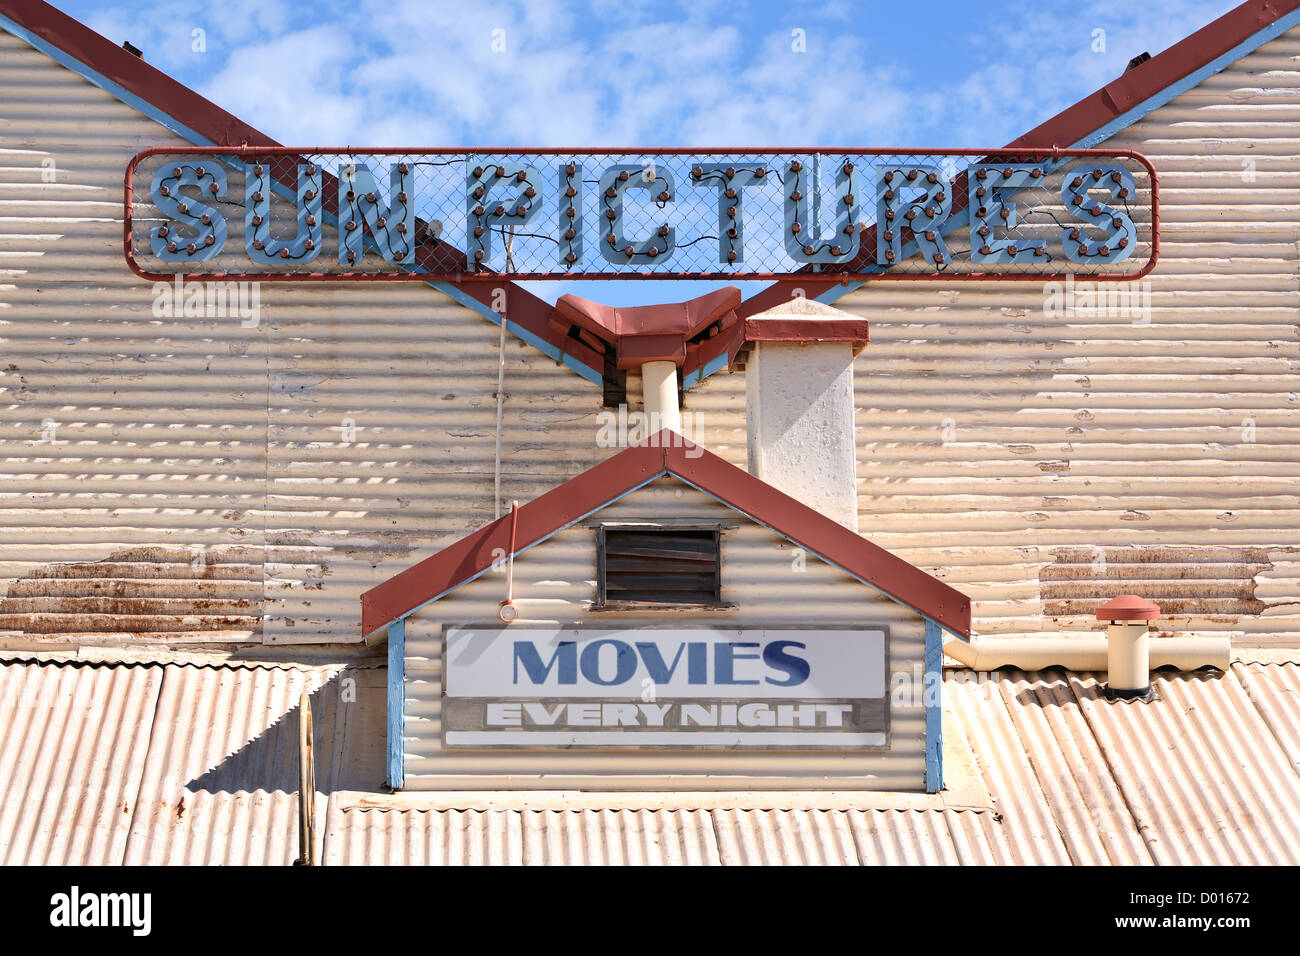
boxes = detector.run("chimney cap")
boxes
[731,298,868,370]
[1096,594,1160,621]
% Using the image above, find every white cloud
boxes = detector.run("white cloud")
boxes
[65,0,1242,147]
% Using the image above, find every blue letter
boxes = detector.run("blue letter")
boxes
[691,162,770,264]
[150,161,227,262]
[338,162,415,266]
[246,162,322,265]
[597,163,676,265]
[784,157,860,263]
[1061,165,1136,264]
[715,641,761,685]
[687,642,708,684]
[876,164,951,267]
[634,642,687,684]
[558,161,582,268]
[512,641,577,685]
[580,640,637,685]
[467,158,543,268]
[763,641,810,686]
[968,164,1047,264]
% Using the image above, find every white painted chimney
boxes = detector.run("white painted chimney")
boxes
[739,298,869,532]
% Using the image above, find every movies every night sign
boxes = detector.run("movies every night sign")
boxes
[441,626,888,749]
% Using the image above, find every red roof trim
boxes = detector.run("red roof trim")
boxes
[551,288,741,371]
[0,0,600,378]
[360,429,971,638]
[0,0,276,147]
[742,317,868,344]
[737,0,1300,318]
[360,444,666,636]
[1010,0,1300,149]
[663,441,968,636]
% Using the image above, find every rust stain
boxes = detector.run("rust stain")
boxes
[0,546,266,639]
[1042,545,1273,619]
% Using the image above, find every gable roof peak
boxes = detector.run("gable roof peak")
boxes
[361,428,971,639]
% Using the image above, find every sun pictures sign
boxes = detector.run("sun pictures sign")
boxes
[125,147,1157,282]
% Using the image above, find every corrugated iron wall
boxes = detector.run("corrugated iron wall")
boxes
[694,28,1300,647]
[2,23,1299,651]
[0,31,618,647]
[401,478,928,790]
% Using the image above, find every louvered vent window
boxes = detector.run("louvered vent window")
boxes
[596,525,723,608]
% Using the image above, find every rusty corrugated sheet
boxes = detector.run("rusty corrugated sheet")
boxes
[123,663,338,865]
[993,670,1154,865]
[942,671,1075,864]
[0,546,265,641]
[323,803,1017,865]
[1234,661,1300,773]
[322,807,722,865]
[1075,667,1300,865]
[1041,546,1273,618]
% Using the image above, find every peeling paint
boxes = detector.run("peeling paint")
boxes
[1042,546,1273,619]
[0,546,265,641]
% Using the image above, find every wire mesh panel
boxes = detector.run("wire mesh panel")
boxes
[124,147,1157,282]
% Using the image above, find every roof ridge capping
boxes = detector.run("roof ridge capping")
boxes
[360,427,971,639]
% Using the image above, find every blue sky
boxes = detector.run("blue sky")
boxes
[53,0,1238,304]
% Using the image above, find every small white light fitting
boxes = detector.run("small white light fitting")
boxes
[498,601,518,624]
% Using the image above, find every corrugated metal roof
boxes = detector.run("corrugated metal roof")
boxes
[7,654,1296,865]
[325,664,1300,864]
[0,657,386,865]
[0,660,161,865]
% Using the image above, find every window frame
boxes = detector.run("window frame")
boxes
[590,520,733,611]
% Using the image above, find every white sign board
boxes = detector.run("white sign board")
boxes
[441,626,888,749]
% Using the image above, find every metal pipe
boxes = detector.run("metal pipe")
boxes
[295,690,316,866]
[493,288,508,520]
[641,360,681,433]
[942,635,1229,672]
[1107,622,1152,693]
[499,501,520,623]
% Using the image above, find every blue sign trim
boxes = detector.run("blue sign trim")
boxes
[924,618,944,793]
[386,617,406,790]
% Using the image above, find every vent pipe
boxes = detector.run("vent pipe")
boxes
[941,594,1228,677]
[642,360,681,433]
[1099,594,1160,701]
[941,634,1228,672]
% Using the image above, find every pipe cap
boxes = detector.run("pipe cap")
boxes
[1096,594,1160,621]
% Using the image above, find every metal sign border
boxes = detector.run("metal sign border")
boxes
[437,622,893,752]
